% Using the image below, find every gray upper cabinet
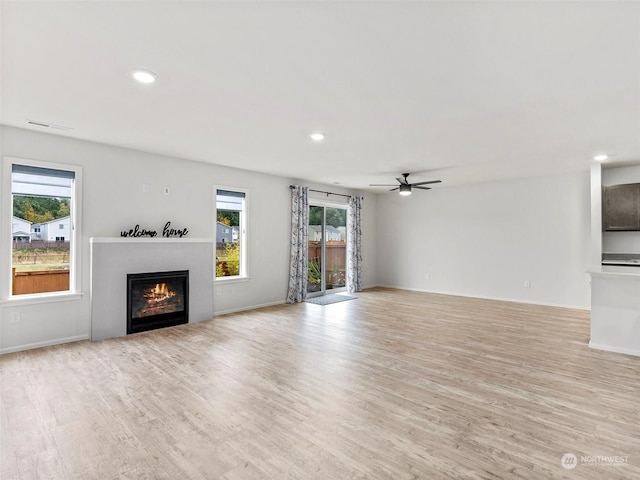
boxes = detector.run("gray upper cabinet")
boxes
[604,183,640,231]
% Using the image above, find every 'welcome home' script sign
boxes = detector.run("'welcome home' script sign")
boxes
[121,221,189,238]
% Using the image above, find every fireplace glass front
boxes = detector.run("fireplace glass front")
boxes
[127,270,189,334]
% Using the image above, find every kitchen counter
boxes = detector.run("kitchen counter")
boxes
[588,267,640,357]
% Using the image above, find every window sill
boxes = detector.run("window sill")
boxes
[0,292,84,307]
[214,276,251,285]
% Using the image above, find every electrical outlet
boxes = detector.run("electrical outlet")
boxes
[10,312,21,324]
[142,183,150,193]
[524,280,531,288]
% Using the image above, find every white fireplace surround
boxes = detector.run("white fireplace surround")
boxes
[90,238,214,341]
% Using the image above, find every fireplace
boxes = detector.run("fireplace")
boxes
[127,270,189,334]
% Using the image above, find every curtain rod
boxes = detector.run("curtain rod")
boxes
[289,185,352,199]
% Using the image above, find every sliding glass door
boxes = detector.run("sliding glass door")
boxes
[307,204,347,296]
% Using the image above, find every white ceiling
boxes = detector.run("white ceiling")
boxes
[2,1,639,191]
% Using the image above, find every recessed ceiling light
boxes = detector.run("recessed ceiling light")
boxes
[131,69,157,84]
[310,132,325,142]
[593,154,609,162]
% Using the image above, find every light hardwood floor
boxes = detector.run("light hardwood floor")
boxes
[1,288,639,479]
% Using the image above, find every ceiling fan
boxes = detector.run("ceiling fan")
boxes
[370,173,442,196]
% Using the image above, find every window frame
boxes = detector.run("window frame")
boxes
[214,185,249,282]
[307,196,349,296]
[2,157,83,301]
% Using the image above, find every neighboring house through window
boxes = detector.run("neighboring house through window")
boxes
[215,188,247,279]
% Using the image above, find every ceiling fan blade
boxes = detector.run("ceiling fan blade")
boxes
[396,177,408,185]
[369,184,398,187]
[413,186,432,190]
[389,187,399,191]
[410,180,442,187]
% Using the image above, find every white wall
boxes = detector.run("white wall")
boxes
[602,164,640,254]
[376,171,591,308]
[1,123,596,352]
[0,126,376,352]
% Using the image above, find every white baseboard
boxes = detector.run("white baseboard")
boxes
[1,334,90,355]
[589,342,640,358]
[213,299,285,316]
[374,284,590,311]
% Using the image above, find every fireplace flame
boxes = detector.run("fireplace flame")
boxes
[143,283,176,303]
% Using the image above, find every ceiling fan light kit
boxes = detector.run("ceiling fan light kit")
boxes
[399,184,412,196]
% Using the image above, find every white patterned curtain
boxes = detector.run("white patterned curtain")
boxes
[286,186,309,303]
[347,195,363,293]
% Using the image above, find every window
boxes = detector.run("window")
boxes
[215,188,247,279]
[8,161,81,296]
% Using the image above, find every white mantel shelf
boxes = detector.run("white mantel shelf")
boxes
[90,238,214,341]
[587,265,640,279]
[90,237,214,243]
